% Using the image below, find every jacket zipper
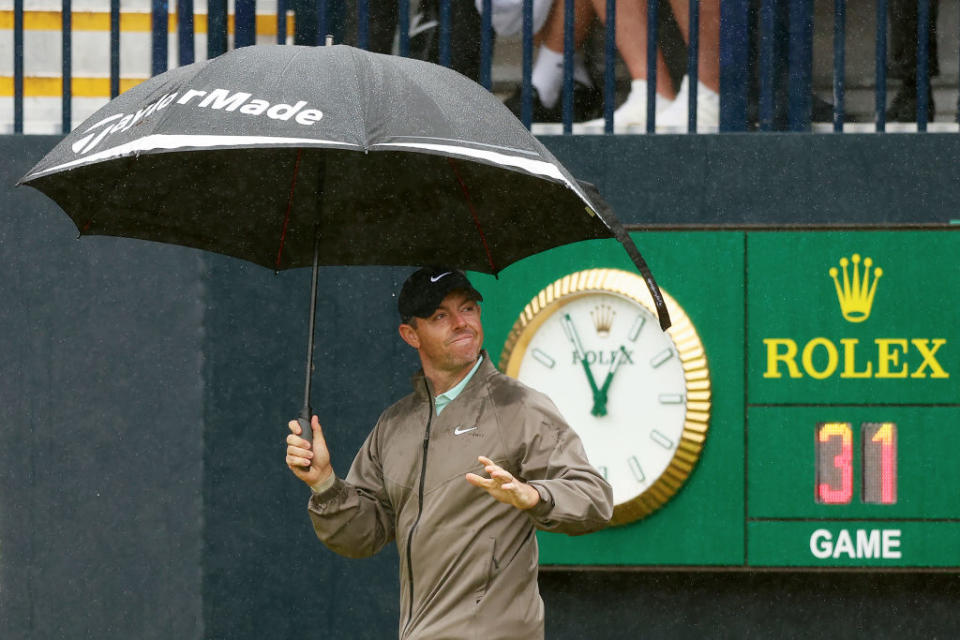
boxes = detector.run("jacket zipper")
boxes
[401,385,433,637]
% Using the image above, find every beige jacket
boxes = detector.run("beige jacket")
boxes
[308,354,612,639]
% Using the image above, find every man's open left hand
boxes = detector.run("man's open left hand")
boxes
[465,455,541,511]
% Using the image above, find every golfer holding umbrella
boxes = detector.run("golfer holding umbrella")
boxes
[19,41,660,638]
[286,266,612,639]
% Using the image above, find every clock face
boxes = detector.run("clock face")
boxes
[500,269,710,525]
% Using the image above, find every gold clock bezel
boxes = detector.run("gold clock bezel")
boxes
[498,268,711,525]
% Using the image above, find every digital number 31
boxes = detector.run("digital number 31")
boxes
[815,422,897,505]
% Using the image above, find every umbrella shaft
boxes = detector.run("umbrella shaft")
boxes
[300,226,321,442]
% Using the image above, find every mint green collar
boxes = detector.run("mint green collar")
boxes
[435,356,483,415]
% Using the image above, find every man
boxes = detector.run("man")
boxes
[285,266,612,639]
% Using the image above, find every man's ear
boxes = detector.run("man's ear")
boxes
[398,323,420,349]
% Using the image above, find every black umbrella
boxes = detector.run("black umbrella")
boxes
[19,44,669,441]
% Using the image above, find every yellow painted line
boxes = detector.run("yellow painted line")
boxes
[0,11,295,35]
[0,76,147,98]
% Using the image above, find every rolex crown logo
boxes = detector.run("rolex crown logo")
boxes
[829,253,882,323]
[591,304,615,337]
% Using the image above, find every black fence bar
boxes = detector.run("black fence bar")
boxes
[317,0,328,45]
[110,0,120,98]
[62,0,72,133]
[758,0,775,131]
[917,0,930,130]
[178,0,195,64]
[357,0,368,49]
[562,0,575,133]
[875,0,887,131]
[787,0,812,130]
[832,0,844,132]
[277,0,287,44]
[687,0,699,133]
[208,0,228,57]
[152,0,168,76]
[398,0,410,57]
[603,0,616,133]
[235,0,255,48]
[480,0,493,89]
[719,0,748,131]
[758,0,774,131]
[521,0,533,128]
[439,0,451,67]
[646,0,657,133]
[13,0,23,133]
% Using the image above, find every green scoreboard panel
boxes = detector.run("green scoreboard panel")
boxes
[473,229,960,569]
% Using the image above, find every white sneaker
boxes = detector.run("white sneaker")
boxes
[580,79,671,132]
[656,76,720,132]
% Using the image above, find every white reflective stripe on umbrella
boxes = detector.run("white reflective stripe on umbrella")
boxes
[23,135,362,181]
[372,141,568,184]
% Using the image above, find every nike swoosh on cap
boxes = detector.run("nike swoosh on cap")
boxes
[430,272,452,282]
[454,425,478,435]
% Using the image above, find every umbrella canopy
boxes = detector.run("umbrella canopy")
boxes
[20,44,670,438]
[21,44,664,299]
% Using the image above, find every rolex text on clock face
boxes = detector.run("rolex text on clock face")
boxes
[515,292,686,507]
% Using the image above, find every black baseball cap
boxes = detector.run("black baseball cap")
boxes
[398,267,483,323]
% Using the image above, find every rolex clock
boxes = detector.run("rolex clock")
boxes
[499,268,711,525]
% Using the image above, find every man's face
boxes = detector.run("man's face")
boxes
[400,290,484,376]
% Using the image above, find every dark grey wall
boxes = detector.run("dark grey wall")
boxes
[200,258,412,639]
[4,133,960,639]
[1,136,205,638]
[542,133,960,226]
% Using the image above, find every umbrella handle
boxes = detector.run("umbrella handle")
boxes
[297,410,314,454]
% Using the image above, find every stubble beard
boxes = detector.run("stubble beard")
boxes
[444,330,481,370]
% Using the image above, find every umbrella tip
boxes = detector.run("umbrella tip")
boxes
[325,34,334,46]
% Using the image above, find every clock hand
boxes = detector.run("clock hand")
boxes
[560,314,602,405]
[592,346,629,416]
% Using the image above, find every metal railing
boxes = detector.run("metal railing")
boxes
[4,0,952,135]
[743,0,945,133]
